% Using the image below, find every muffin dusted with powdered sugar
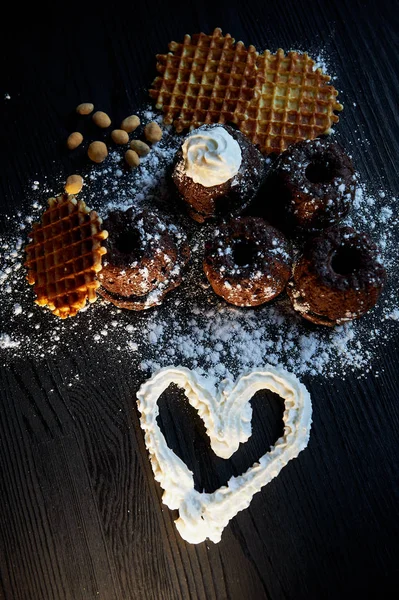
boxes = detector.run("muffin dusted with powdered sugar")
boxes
[203,216,292,307]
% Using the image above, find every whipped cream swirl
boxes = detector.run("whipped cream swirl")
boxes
[182,126,242,188]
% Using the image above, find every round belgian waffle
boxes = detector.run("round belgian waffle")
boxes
[149,27,258,133]
[25,194,108,318]
[149,29,343,154]
[237,49,343,154]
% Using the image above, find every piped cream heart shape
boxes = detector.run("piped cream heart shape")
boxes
[136,365,312,544]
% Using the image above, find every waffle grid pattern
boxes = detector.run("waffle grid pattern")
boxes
[238,49,342,154]
[150,28,258,133]
[150,29,343,153]
[25,194,108,318]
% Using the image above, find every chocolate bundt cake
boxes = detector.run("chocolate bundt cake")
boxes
[203,216,292,307]
[172,124,265,223]
[98,207,190,310]
[258,139,356,234]
[287,225,386,326]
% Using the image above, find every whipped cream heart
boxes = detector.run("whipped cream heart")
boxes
[182,126,242,187]
[136,365,312,544]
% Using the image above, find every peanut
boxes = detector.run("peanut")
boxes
[125,149,140,168]
[65,174,84,195]
[111,129,129,145]
[130,140,150,156]
[92,111,111,128]
[120,115,140,133]
[66,131,83,150]
[76,103,94,115]
[144,121,162,143]
[88,141,108,163]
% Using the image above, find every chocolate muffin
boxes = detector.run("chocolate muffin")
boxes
[287,225,386,326]
[172,124,265,223]
[257,138,356,234]
[203,216,292,307]
[98,207,190,310]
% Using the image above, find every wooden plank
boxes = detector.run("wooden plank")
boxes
[0,0,398,598]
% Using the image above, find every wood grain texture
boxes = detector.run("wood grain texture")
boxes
[0,0,398,598]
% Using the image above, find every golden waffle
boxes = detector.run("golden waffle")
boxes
[149,27,258,133]
[25,194,108,318]
[150,30,343,153]
[236,49,343,154]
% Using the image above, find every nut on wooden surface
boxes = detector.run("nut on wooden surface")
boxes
[67,132,83,150]
[130,140,150,156]
[120,115,140,133]
[76,102,94,115]
[65,174,84,194]
[125,149,140,167]
[92,111,111,128]
[144,121,162,143]
[88,141,108,163]
[111,129,129,145]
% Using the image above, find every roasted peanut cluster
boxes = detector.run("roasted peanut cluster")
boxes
[66,103,163,173]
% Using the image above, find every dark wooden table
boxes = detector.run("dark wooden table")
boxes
[1,1,398,598]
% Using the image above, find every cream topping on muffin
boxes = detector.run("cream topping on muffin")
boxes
[182,126,242,187]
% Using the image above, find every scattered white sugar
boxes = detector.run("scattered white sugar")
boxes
[148,331,158,344]
[143,110,164,125]
[313,55,329,73]
[312,49,337,80]
[13,303,22,315]
[380,206,393,223]
[0,333,20,349]
[87,122,181,215]
[352,185,364,210]
[0,106,398,379]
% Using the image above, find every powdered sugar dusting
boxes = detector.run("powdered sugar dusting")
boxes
[0,333,20,349]
[313,51,331,77]
[0,107,398,379]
